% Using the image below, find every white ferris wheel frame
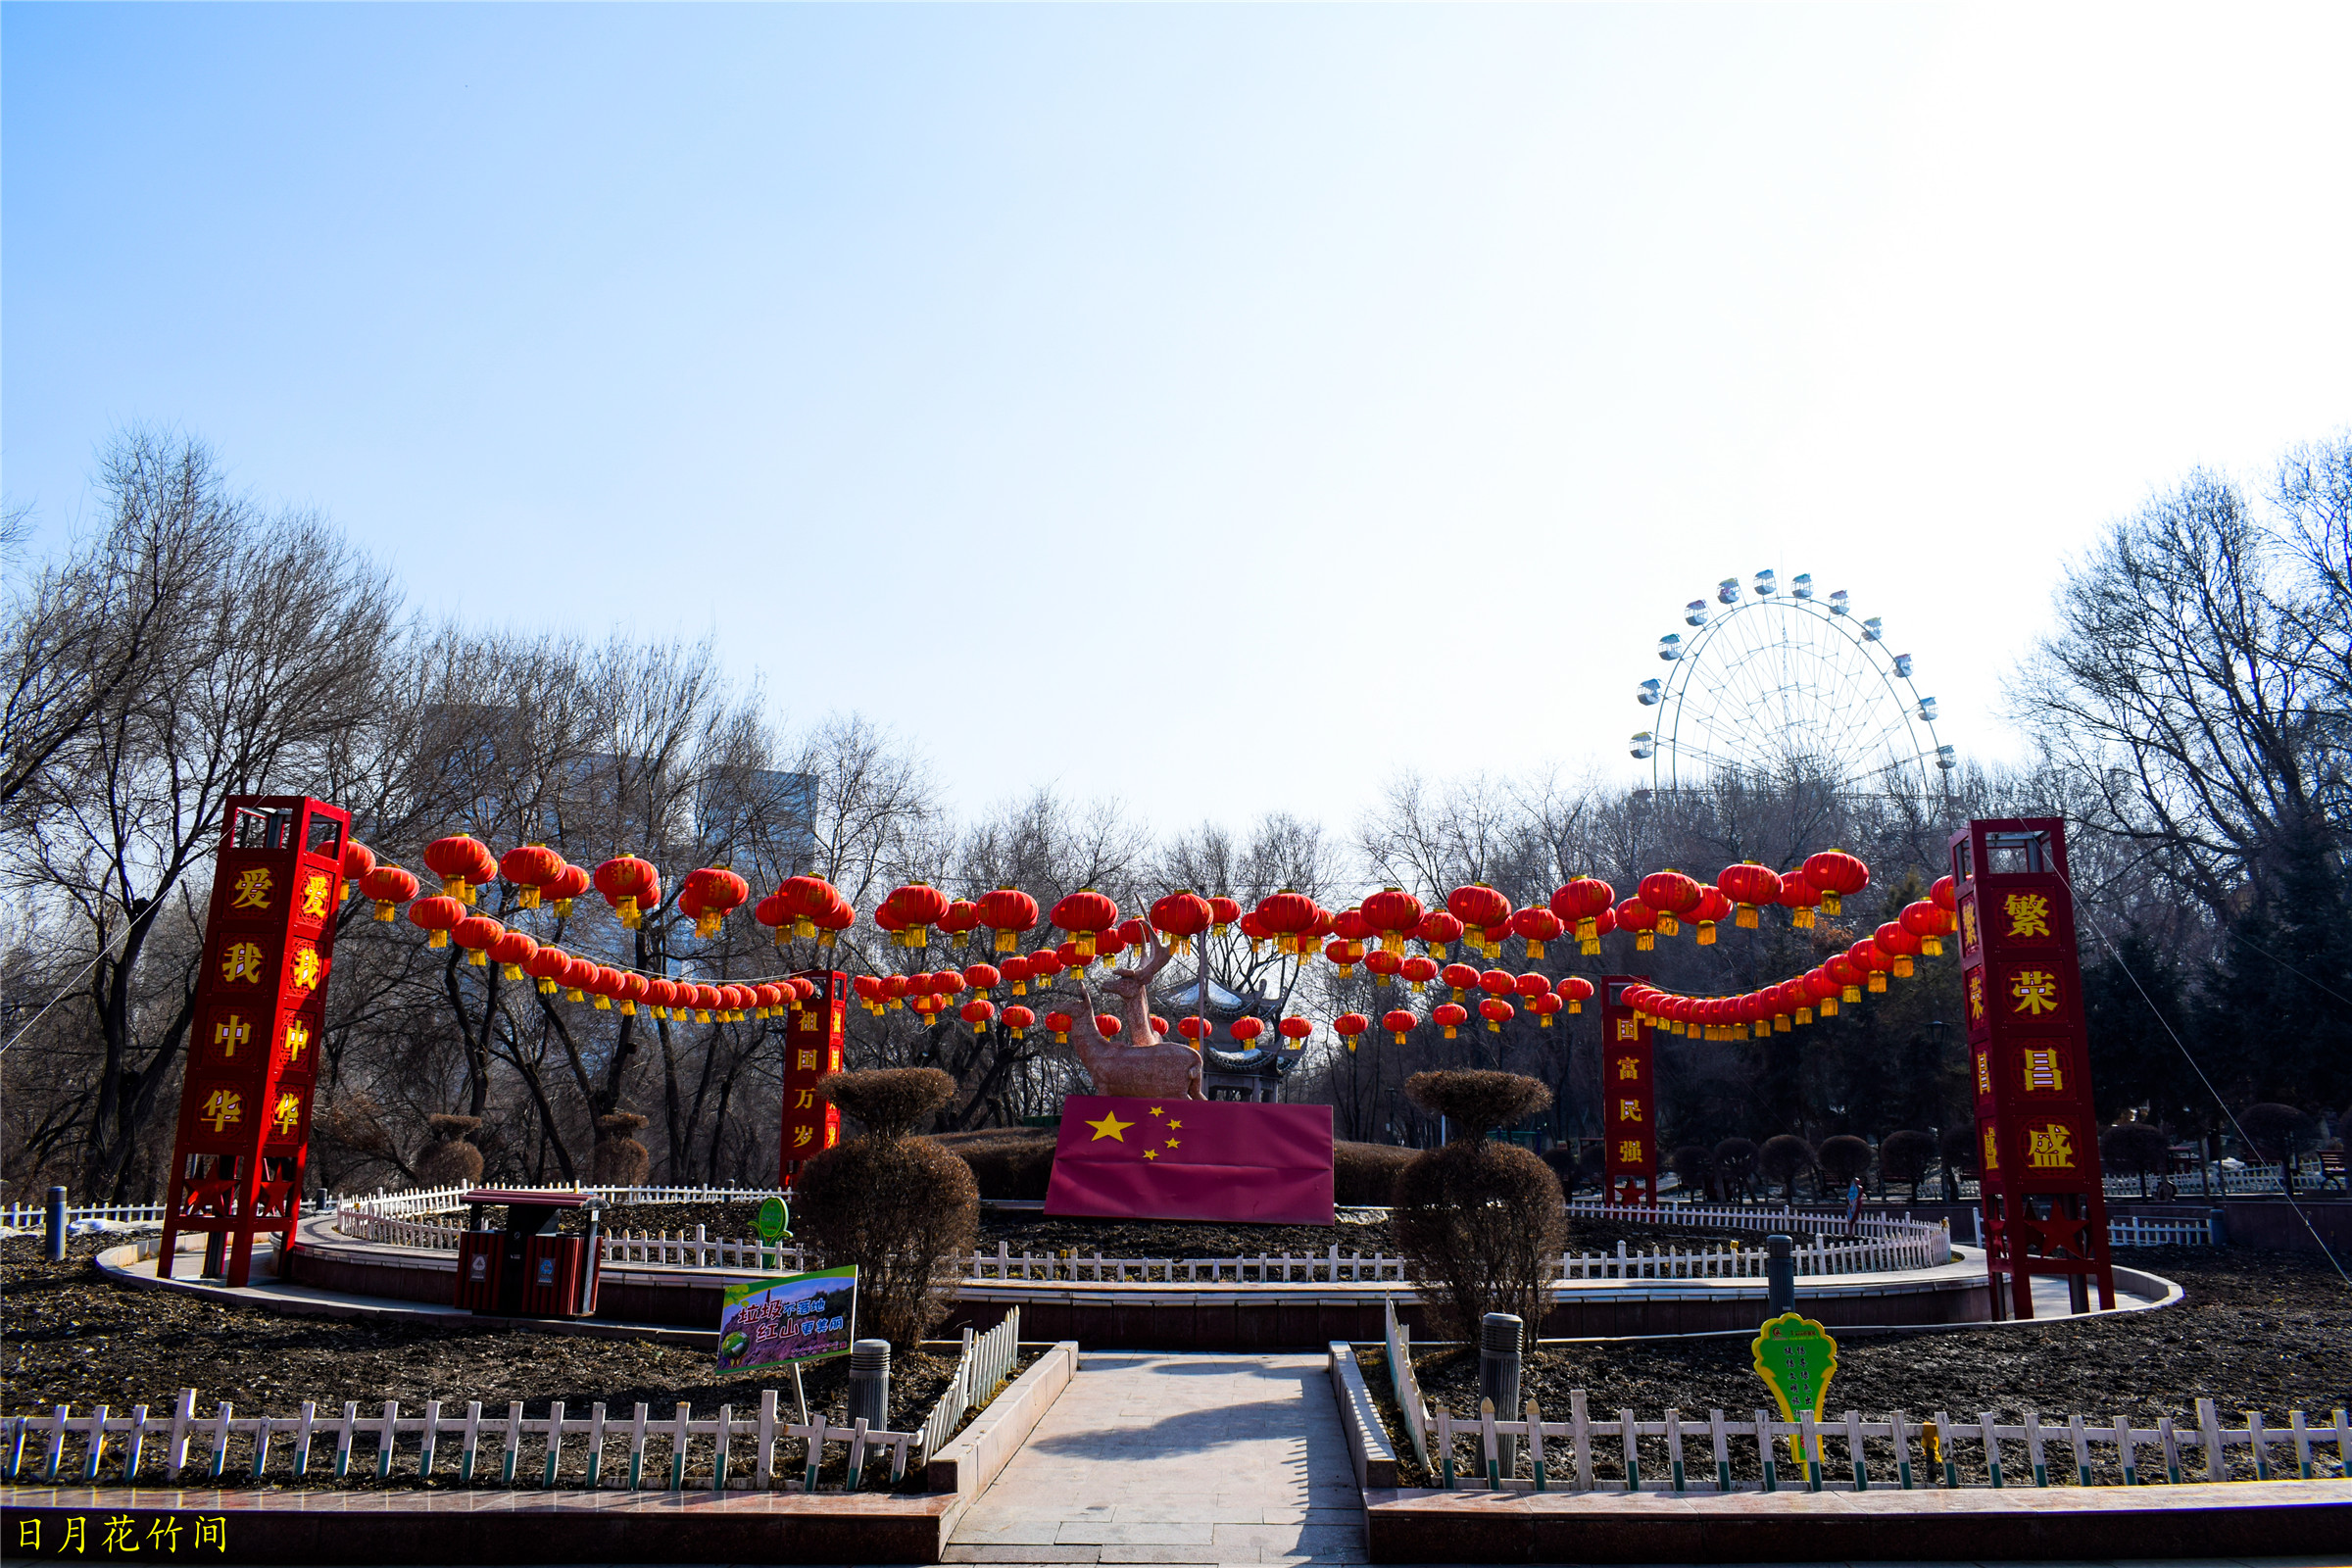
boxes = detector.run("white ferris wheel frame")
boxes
[1634,585,1953,799]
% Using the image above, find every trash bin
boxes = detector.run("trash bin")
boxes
[453,1189,602,1317]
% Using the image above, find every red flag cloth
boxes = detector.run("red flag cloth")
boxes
[1044,1096,1334,1225]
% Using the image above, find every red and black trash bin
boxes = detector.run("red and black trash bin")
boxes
[452,1189,604,1317]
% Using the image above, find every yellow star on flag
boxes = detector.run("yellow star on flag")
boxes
[1086,1110,1134,1143]
[1165,1137,1181,1149]
[1143,1150,1157,1160]
[1166,1119,1182,1131]
[1149,1106,1163,1116]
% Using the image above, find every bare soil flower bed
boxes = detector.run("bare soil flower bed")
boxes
[1357,1247,2350,1488]
[0,1237,1033,1491]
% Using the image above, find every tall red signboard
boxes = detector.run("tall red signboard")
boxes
[778,968,845,1188]
[1951,816,2116,1317]
[1600,974,1657,1206]
[158,796,349,1288]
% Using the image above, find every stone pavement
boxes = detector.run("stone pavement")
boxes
[945,1350,1366,1565]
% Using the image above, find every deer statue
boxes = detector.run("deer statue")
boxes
[1067,925,1206,1101]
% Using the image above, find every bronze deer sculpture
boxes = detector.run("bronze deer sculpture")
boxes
[1067,925,1206,1101]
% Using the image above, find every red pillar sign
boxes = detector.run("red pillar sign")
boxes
[1951,816,2117,1318]
[1600,973,1657,1206]
[779,968,846,1188]
[158,796,349,1288]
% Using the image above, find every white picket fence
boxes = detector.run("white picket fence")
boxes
[2109,1213,2212,1247]
[0,1200,172,1230]
[1924,1165,2306,1200]
[917,1308,1023,1458]
[1412,1392,2351,1493]
[3,1387,918,1494]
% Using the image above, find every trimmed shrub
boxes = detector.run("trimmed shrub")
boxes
[1334,1141,1416,1205]
[1877,1130,1936,1200]
[1671,1145,1714,1200]
[1394,1071,1565,1341]
[2100,1122,2174,1199]
[1818,1135,1873,1193]
[931,1127,1057,1200]
[415,1114,483,1188]
[798,1070,978,1351]
[590,1112,650,1186]
[1711,1138,1759,1202]
[1759,1134,1815,1202]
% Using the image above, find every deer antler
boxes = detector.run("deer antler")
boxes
[1116,924,1172,987]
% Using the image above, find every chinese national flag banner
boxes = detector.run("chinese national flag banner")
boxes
[1044,1097,1334,1225]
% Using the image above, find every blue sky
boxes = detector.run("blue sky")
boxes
[7,3,2348,836]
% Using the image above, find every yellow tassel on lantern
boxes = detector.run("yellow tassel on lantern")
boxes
[1539,1012,1553,1028]
[1636,933,1655,951]
[620,1001,636,1015]
[564,986,584,1002]
[555,898,575,916]
[501,963,523,980]
[696,914,720,939]
[1337,962,1353,977]
[539,978,557,995]
[466,949,488,966]
[695,1008,711,1022]
[1776,1015,1791,1033]
[518,887,541,909]
[1697,924,1717,946]
[617,896,639,927]
[995,929,1016,953]
[1078,933,1098,958]
[1821,892,1841,915]
[1736,906,1758,928]
[374,902,396,922]
[1922,936,1942,956]
[593,994,612,1009]
[1442,1023,1458,1039]
[1568,1001,1582,1013]
[1868,973,1886,993]
[1893,956,1914,978]
[1796,1005,1813,1024]
[1793,907,1814,928]
[428,930,450,949]
[1656,914,1680,936]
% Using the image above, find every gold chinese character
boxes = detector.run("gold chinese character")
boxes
[230,866,273,909]
[273,1092,302,1134]
[1614,1019,1639,1041]
[1968,970,1985,1022]
[827,1049,842,1070]
[2023,1050,2064,1092]
[1615,1055,1641,1081]
[824,1124,839,1148]
[301,872,331,917]
[2004,892,2051,939]
[17,1520,38,1552]
[148,1518,181,1552]
[1975,1051,1990,1096]
[1616,1139,1642,1163]
[2011,969,2059,1015]
[1982,1125,1998,1170]
[2027,1123,2075,1168]
[63,1517,85,1554]
[796,1049,819,1070]
[1961,899,1980,950]
[195,1515,227,1552]
[220,941,267,984]
[200,1088,243,1132]
[793,1089,815,1109]
[290,946,323,991]
[102,1514,138,1553]
[791,1126,813,1148]
[1617,1099,1643,1123]
[213,1014,250,1058]
[283,1019,310,1062]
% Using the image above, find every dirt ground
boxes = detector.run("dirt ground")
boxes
[0,1237,1030,1491]
[1359,1246,2352,1488]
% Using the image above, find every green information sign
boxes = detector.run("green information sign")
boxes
[1750,1312,1838,1471]
[756,1196,791,1242]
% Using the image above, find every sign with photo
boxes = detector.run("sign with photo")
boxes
[716,1265,856,1371]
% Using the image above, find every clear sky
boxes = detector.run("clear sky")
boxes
[7,3,2348,838]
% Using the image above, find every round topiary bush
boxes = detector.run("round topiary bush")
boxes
[1877,1129,1936,1200]
[798,1069,978,1351]
[1759,1134,1816,1201]
[1394,1071,1564,1341]
[1712,1137,1760,1202]
[1818,1134,1873,1194]
[415,1114,483,1187]
[590,1112,651,1186]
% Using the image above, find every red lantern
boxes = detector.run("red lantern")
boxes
[1253,890,1320,956]
[931,969,967,1000]
[1777,870,1822,929]
[340,840,376,891]
[1900,899,1955,956]
[1433,1002,1469,1039]
[881,883,952,948]
[1207,896,1243,935]
[960,998,996,1031]
[940,899,982,948]
[1334,1012,1369,1053]
[752,982,784,1017]
[1052,889,1120,958]
[1229,1016,1265,1050]
[1690,885,1734,946]
[1177,1015,1212,1045]
[618,971,651,1016]
[1509,906,1564,960]
[488,927,538,980]
[1002,1004,1036,1039]
[500,844,565,909]
[408,894,465,949]
[1849,937,1894,992]
[424,833,499,904]
[1478,968,1516,1000]
[963,962,1002,999]
[1029,950,1065,988]
[1615,897,1660,951]
[978,887,1040,953]
[542,860,590,916]
[1716,862,1782,928]
[1528,993,1563,1028]
[1323,939,1355,975]
[1441,962,1480,1001]
[1360,888,1424,950]
[1478,997,1513,1033]
[996,954,1030,995]
[1237,910,1269,955]
[879,974,910,1009]
[852,974,884,1013]
[1095,1013,1123,1038]
[595,855,662,929]
[1364,949,1403,985]
[1548,878,1615,955]
[1801,967,1839,1018]
[679,867,750,939]
[1513,972,1550,1004]
[1557,974,1594,1014]
[1400,955,1439,992]
[524,944,569,995]
[1044,1008,1074,1044]
[1637,870,1700,937]
[755,891,792,946]
[598,967,633,1012]
[560,955,597,1002]
[812,891,855,947]
[1876,921,1924,976]
[1277,1015,1312,1049]
[1330,906,1374,957]
[1931,874,1957,913]
[777,875,839,939]
[1414,910,1464,959]
[1825,955,1866,1003]
[360,864,418,921]
[1152,892,1214,956]
[1445,886,1511,948]
[1149,1013,1171,1035]
[1376,1008,1415,1046]
[1801,850,1870,915]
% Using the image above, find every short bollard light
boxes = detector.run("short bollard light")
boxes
[1480,1312,1524,1478]
[1765,1233,1795,1316]
[46,1186,68,1263]
[848,1337,892,1477]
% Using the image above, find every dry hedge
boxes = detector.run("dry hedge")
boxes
[820,1068,958,1138]
[1333,1142,1414,1205]
[1403,1070,1552,1137]
[800,1071,978,1350]
[930,1128,1058,1200]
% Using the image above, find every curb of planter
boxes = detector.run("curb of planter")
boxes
[1327,1342,1400,1490]
[926,1340,1077,1501]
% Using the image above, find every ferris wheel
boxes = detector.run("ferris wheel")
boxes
[1629,570,1955,798]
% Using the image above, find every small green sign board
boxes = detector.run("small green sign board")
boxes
[755,1196,791,1242]
[1750,1312,1838,1468]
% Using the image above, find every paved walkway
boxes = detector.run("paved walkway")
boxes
[946,1351,1366,1565]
